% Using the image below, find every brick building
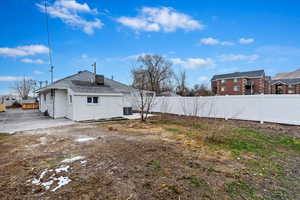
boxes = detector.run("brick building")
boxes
[211,70,300,95]
[211,70,268,95]
[270,78,300,94]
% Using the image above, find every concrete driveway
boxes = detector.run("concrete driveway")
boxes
[0,109,75,134]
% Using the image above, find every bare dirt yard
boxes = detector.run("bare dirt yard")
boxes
[1,114,300,200]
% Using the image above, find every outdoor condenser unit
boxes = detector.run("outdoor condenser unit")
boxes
[123,107,133,115]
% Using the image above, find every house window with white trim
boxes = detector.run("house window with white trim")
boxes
[288,84,293,88]
[221,86,226,92]
[288,90,295,94]
[233,86,240,91]
[87,96,99,104]
[221,79,225,83]
[233,78,239,83]
[69,95,72,104]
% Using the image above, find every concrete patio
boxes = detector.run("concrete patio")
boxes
[0,109,75,134]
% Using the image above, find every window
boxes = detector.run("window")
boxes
[93,97,98,103]
[221,79,225,83]
[69,95,72,104]
[44,94,46,101]
[288,84,293,88]
[288,90,295,94]
[87,96,99,104]
[221,87,226,92]
[233,86,240,91]
[233,78,239,83]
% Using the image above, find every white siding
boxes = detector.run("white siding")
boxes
[72,95,124,121]
[39,89,68,119]
[54,90,68,118]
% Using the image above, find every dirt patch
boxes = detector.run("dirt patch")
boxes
[0,114,299,199]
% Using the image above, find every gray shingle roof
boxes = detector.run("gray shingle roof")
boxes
[211,70,265,81]
[39,70,133,94]
[271,78,300,85]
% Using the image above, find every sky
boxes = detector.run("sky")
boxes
[1,0,300,94]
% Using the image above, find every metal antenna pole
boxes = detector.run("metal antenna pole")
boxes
[92,62,96,74]
[44,0,54,83]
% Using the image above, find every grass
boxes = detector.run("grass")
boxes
[225,181,261,200]
[182,176,208,188]
[152,118,300,199]
[0,132,10,137]
[146,160,161,170]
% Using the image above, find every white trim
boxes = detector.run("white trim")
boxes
[270,81,288,85]
[73,92,123,96]
[212,76,263,81]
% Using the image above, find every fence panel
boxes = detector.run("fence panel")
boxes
[151,95,300,125]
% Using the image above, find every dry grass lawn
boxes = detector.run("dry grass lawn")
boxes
[0,114,300,200]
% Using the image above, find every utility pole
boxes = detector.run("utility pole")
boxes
[44,0,54,84]
[92,62,96,74]
[50,65,54,83]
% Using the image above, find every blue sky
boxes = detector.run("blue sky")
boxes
[1,0,300,94]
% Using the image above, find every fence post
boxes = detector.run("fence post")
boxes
[260,94,264,124]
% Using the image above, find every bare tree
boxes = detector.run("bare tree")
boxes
[132,54,174,94]
[12,78,36,100]
[175,71,189,96]
[131,69,156,121]
[191,84,213,96]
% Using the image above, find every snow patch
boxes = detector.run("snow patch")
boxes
[41,180,54,190]
[51,176,71,192]
[75,137,95,142]
[80,160,87,165]
[61,156,85,163]
[55,165,70,173]
[32,169,48,185]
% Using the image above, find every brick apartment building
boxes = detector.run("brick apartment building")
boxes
[270,78,300,94]
[211,70,300,95]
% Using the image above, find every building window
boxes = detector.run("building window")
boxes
[221,87,226,92]
[221,79,225,83]
[69,95,72,104]
[233,78,238,83]
[87,96,99,104]
[288,84,293,88]
[44,94,46,101]
[288,90,295,94]
[93,97,98,103]
[233,86,240,91]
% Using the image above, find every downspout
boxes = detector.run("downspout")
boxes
[52,89,55,119]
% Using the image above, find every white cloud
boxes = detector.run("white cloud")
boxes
[81,53,88,59]
[125,53,150,60]
[0,45,49,57]
[218,54,259,62]
[0,76,31,82]
[21,58,45,64]
[239,38,254,44]
[117,7,204,32]
[36,0,102,35]
[33,70,44,75]
[200,37,234,46]
[171,57,215,69]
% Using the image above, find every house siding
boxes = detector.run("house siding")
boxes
[72,95,124,121]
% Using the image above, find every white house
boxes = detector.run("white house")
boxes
[37,70,133,121]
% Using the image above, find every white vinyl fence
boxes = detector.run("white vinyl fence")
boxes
[151,95,300,126]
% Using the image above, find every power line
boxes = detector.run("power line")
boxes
[44,0,54,84]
